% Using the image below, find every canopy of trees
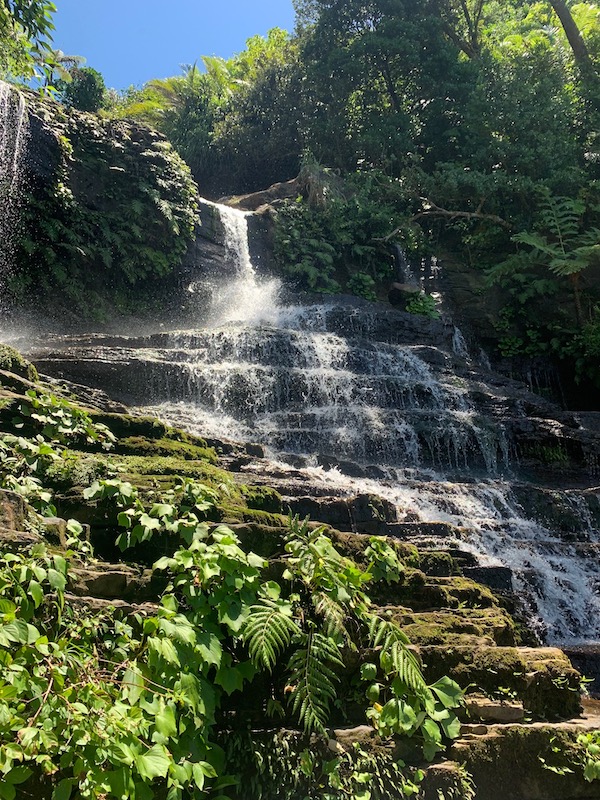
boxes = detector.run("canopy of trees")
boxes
[3,0,600,385]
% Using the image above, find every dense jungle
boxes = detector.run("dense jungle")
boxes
[2,1,600,799]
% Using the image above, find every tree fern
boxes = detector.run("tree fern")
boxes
[538,195,584,252]
[287,629,344,733]
[242,598,298,672]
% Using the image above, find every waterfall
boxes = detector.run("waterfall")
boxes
[24,199,600,646]
[0,80,28,300]
[392,244,418,285]
[202,201,281,327]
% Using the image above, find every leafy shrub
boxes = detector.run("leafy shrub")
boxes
[59,66,106,111]
[405,293,439,318]
[13,97,198,318]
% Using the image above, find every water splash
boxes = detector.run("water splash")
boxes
[0,80,29,303]
[452,326,471,360]
[203,201,281,327]
[392,244,418,285]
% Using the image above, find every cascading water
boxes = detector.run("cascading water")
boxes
[0,80,29,299]
[201,200,281,327]
[23,200,600,645]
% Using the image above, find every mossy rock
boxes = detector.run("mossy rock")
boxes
[0,345,38,382]
[450,725,600,800]
[385,607,517,647]
[219,505,289,528]
[114,436,218,464]
[89,413,171,441]
[417,550,460,577]
[421,645,582,719]
[377,572,497,611]
[240,484,283,513]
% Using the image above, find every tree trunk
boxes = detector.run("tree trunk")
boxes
[548,0,595,76]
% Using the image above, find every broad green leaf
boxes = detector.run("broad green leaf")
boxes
[52,778,75,800]
[0,621,40,646]
[0,783,15,800]
[47,569,67,592]
[6,766,33,785]
[360,663,378,681]
[196,631,222,667]
[105,768,134,800]
[122,665,145,705]
[154,703,177,740]
[431,677,463,709]
[28,581,43,608]
[215,664,245,695]
[135,744,171,782]
[440,714,461,740]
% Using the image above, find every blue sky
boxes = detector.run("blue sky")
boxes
[51,0,297,90]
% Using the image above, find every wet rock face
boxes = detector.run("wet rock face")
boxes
[19,290,600,645]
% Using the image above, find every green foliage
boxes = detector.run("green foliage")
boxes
[223,730,425,800]
[59,66,106,111]
[348,272,377,301]
[0,0,55,81]
[405,293,440,319]
[13,101,198,318]
[488,192,600,383]
[0,390,116,516]
[274,170,412,295]
[0,386,468,798]
[15,390,116,450]
[0,345,38,382]
[578,731,600,782]
[242,516,463,744]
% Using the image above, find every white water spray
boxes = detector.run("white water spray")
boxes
[0,80,29,301]
[25,198,600,645]
[203,201,281,327]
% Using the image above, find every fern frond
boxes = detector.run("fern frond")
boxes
[539,195,584,247]
[242,599,298,672]
[287,629,344,733]
[314,591,353,646]
[364,613,426,692]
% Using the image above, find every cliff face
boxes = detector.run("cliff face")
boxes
[2,86,198,323]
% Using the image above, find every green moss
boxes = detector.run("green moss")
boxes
[0,345,38,382]
[418,551,460,577]
[219,505,289,528]
[12,98,198,317]
[391,608,517,647]
[240,485,283,513]
[114,436,218,463]
[421,645,582,719]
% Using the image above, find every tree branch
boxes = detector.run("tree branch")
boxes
[409,198,513,230]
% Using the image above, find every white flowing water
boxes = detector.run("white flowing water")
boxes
[0,80,28,300]
[24,200,600,645]
[202,201,281,327]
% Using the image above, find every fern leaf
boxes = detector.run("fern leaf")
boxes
[242,599,298,672]
[364,614,426,692]
[287,630,344,733]
[314,591,353,646]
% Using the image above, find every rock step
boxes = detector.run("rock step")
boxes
[448,710,600,800]
[422,645,582,720]
[0,490,27,532]
[382,606,517,647]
